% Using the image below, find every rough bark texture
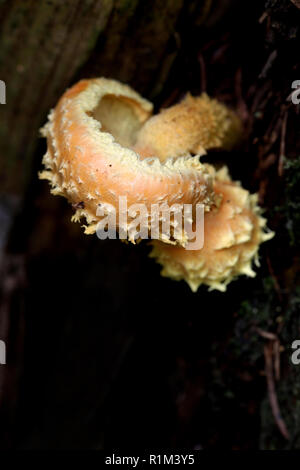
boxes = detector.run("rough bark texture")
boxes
[0,0,300,450]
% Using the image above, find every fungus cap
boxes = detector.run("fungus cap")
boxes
[134,93,242,162]
[40,78,214,244]
[150,165,274,292]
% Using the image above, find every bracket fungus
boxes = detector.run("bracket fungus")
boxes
[40,77,274,292]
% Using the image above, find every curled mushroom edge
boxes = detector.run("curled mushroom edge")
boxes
[39,78,215,246]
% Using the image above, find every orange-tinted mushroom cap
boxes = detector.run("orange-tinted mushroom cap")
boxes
[150,165,274,292]
[39,78,273,293]
[134,93,242,162]
[39,78,214,244]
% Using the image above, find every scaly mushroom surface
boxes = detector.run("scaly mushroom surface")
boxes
[134,93,242,161]
[40,77,273,291]
[40,78,214,244]
[150,165,274,292]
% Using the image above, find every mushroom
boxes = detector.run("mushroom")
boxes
[39,77,274,292]
[134,93,242,161]
[150,165,274,292]
[39,78,214,245]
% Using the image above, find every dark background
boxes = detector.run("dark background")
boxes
[0,0,300,450]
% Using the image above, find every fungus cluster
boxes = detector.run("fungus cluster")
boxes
[40,78,274,292]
